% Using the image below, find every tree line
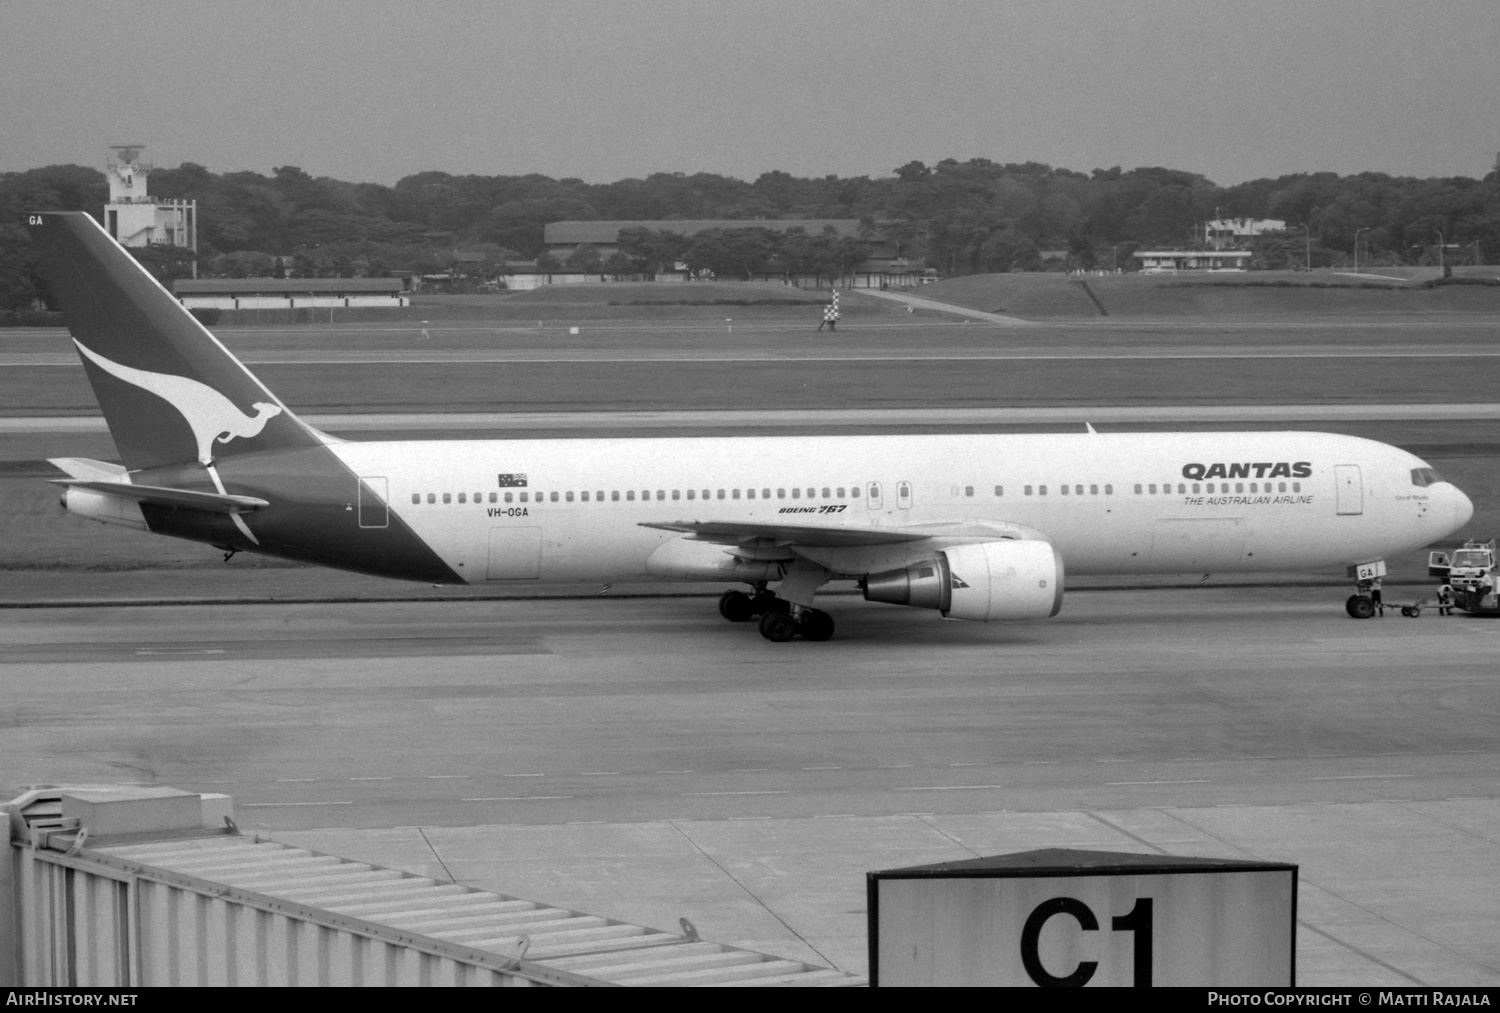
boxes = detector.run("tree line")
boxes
[2,157,1498,310]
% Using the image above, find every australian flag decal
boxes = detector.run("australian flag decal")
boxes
[498,473,529,487]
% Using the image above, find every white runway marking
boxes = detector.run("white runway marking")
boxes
[242,801,351,807]
[895,785,1007,791]
[1106,779,1211,785]
[1308,773,1416,780]
[683,790,789,796]
[13,347,1500,367]
[462,795,573,801]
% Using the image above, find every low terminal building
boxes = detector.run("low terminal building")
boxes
[173,277,410,310]
[1133,249,1252,273]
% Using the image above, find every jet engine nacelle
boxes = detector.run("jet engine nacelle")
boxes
[862,539,1063,621]
[60,486,148,531]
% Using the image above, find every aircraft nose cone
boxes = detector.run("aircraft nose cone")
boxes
[1453,487,1474,531]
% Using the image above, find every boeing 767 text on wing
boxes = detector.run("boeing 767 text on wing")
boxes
[24,212,1474,641]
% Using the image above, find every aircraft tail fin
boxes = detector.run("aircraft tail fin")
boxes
[25,211,323,472]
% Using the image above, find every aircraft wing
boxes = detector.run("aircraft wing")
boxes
[51,479,270,515]
[640,519,927,547]
[638,518,1036,548]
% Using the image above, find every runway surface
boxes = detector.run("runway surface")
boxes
[3,589,1497,983]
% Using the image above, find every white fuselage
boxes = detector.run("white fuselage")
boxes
[326,430,1470,586]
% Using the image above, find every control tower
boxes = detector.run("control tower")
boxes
[103,144,196,266]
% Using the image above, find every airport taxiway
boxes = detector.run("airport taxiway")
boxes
[2,588,1497,983]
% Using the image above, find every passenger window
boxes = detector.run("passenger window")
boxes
[717,489,725,499]
[1175,484,1183,494]
[806,488,814,498]
[672,490,680,500]
[566,492,574,502]
[837,487,845,498]
[596,491,604,501]
[427,493,435,504]
[687,489,696,500]
[581,491,589,502]
[995,485,1003,497]
[1134,484,1143,494]
[1148,484,1157,494]
[965,485,974,497]
[792,488,800,499]
[443,493,452,504]
[1278,482,1286,493]
[765,488,773,499]
[627,491,635,501]
[505,492,513,503]
[1089,485,1097,495]
[778,488,786,499]
[747,489,756,499]
[657,490,665,501]
[411,493,420,504]
[822,487,830,498]
[1105,484,1113,495]
[1293,482,1301,492]
[1040,485,1047,495]
[1192,484,1200,494]
[489,492,497,503]
[733,489,741,499]
[1235,483,1243,494]
[1025,485,1033,496]
[551,492,560,502]
[611,491,620,501]
[458,493,467,503]
[1061,485,1069,496]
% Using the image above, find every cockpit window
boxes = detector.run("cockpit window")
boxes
[1410,467,1444,487]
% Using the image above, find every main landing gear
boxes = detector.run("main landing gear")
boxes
[718,587,835,642]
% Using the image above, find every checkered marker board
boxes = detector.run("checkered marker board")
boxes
[824,290,839,320]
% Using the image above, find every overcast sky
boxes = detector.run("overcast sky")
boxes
[4,0,1499,187]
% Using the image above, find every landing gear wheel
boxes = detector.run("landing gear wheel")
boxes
[718,590,754,622]
[798,609,835,642]
[1346,595,1376,619]
[759,612,797,642]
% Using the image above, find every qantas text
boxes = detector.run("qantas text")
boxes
[1182,462,1312,480]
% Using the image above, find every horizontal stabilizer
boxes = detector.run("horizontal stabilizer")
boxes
[640,519,930,547]
[47,457,128,481]
[50,479,270,515]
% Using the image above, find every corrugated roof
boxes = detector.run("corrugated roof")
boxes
[174,278,404,294]
[544,220,875,245]
[95,835,864,987]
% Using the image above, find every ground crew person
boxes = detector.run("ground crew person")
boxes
[1369,575,1383,615]
[1437,582,1454,616]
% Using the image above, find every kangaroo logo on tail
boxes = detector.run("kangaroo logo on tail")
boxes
[74,339,283,465]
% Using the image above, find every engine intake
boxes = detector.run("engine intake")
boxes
[862,540,1063,621]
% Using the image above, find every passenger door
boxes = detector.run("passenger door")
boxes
[1334,465,1363,516]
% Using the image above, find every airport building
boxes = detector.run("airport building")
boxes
[1133,249,1252,273]
[102,144,196,260]
[173,277,409,310]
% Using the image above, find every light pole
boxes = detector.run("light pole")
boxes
[1354,227,1370,271]
[1435,230,1445,273]
[1296,224,1310,271]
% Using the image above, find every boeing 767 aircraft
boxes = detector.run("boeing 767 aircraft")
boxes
[25,212,1474,640]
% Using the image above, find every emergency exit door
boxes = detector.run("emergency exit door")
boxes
[1335,465,1363,515]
